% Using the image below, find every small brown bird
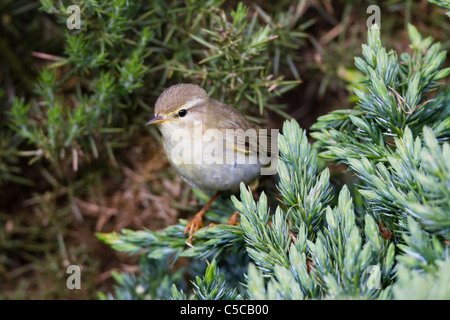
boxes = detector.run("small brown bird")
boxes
[147,84,271,239]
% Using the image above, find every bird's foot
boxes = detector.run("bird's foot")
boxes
[184,191,221,243]
[227,211,240,225]
[184,212,204,242]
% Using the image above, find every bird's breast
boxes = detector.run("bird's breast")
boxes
[159,123,261,191]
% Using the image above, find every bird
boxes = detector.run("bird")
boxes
[146,83,270,240]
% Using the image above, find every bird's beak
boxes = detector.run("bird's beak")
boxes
[146,115,168,125]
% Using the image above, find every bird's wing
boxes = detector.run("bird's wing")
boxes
[209,100,273,157]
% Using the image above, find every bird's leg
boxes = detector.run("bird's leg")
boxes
[248,179,259,195]
[224,181,256,227]
[227,210,240,225]
[223,182,257,228]
[184,191,221,240]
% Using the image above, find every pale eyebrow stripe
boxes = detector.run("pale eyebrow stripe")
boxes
[182,98,206,110]
[166,98,207,117]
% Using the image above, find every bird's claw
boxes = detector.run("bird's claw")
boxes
[227,211,240,225]
[184,213,204,242]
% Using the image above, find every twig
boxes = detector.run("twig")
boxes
[388,86,435,115]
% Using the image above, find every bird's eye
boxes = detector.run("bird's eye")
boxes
[178,109,187,117]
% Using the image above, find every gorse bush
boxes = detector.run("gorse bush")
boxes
[5,0,305,184]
